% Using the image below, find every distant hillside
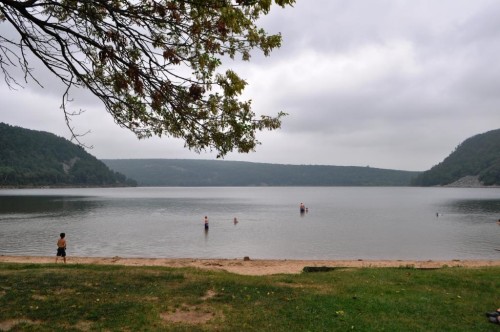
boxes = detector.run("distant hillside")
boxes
[0,123,136,187]
[102,159,420,186]
[412,129,500,186]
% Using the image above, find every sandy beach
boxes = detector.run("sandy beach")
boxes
[1,255,499,275]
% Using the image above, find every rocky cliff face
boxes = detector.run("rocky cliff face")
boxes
[445,175,496,187]
[412,128,500,186]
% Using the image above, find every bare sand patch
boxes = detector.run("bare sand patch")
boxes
[159,287,220,325]
[72,320,94,331]
[31,294,47,301]
[0,255,499,276]
[0,318,41,331]
[201,289,217,301]
[161,310,215,324]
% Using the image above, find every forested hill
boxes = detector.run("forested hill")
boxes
[0,123,136,187]
[102,159,420,186]
[412,128,500,186]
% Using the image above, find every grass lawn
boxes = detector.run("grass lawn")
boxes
[0,263,499,331]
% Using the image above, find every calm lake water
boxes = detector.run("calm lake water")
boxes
[0,187,499,260]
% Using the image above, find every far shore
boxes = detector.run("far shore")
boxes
[1,255,499,275]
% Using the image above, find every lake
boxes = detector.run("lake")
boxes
[0,187,499,260]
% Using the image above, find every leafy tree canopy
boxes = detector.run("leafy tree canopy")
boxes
[412,128,500,186]
[0,122,137,187]
[102,159,420,186]
[0,0,294,157]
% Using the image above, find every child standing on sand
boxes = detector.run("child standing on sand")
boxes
[56,233,67,263]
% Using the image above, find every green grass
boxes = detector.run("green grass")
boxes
[0,263,499,331]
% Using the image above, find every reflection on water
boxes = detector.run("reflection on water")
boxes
[0,196,102,217]
[448,199,500,215]
[0,187,499,260]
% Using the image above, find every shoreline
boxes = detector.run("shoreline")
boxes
[1,255,499,275]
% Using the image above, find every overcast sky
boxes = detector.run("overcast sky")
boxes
[1,0,500,171]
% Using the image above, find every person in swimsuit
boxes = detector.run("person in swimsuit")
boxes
[56,232,67,263]
[204,216,209,230]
